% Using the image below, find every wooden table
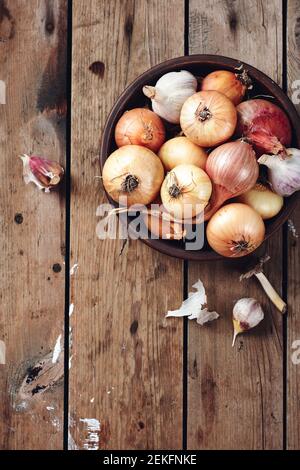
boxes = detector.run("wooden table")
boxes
[0,0,300,450]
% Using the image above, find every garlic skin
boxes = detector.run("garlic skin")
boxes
[232,298,264,346]
[258,148,300,196]
[20,154,64,192]
[143,70,197,124]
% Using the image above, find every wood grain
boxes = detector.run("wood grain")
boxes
[187,0,284,449]
[287,0,300,450]
[0,0,66,450]
[70,0,184,450]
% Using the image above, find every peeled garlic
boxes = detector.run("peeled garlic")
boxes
[232,298,264,347]
[258,148,300,196]
[143,70,197,124]
[20,154,64,192]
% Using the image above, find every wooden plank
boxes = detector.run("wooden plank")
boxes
[287,0,300,450]
[70,0,184,450]
[0,0,66,450]
[187,0,284,449]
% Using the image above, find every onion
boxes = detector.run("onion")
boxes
[180,91,237,147]
[236,99,292,156]
[102,145,164,205]
[205,140,259,220]
[115,108,165,152]
[202,69,252,105]
[158,136,207,171]
[236,183,283,219]
[160,164,212,220]
[207,203,265,258]
[143,205,186,240]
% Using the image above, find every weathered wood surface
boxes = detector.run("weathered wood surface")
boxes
[187,0,284,450]
[70,0,184,450]
[287,0,300,450]
[1,0,300,451]
[0,0,66,450]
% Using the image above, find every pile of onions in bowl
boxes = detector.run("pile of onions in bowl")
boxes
[102,65,298,258]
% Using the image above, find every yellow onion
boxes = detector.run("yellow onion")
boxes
[143,205,185,240]
[207,203,265,258]
[180,91,237,147]
[115,108,165,152]
[158,136,207,171]
[102,145,164,205]
[201,69,252,105]
[160,164,212,220]
[236,183,283,220]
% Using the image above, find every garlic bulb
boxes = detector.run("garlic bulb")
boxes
[232,298,264,347]
[143,70,197,124]
[258,148,300,196]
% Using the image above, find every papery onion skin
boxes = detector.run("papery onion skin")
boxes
[207,203,265,258]
[236,99,292,155]
[201,70,249,105]
[158,137,207,171]
[115,108,165,152]
[236,183,283,219]
[180,91,237,147]
[205,140,259,220]
[161,163,212,220]
[102,145,164,205]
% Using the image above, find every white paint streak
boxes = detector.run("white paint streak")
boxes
[52,334,62,364]
[70,263,79,276]
[15,401,28,412]
[68,431,78,450]
[0,80,5,104]
[90,397,95,403]
[51,417,60,429]
[69,303,74,316]
[80,418,100,451]
[0,340,6,364]
[69,355,73,370]
[46,406,55,411]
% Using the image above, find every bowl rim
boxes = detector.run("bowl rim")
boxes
[100,54,300,261]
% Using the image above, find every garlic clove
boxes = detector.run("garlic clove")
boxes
[232,298,264,347]
[20,154,64,192]
[232,319,246,347]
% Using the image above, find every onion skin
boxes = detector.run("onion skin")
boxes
[115,108,165,152]
[102,145,164,206]
[158,137,207,171]
[236,99,292,156]
[207,203,265,258]
[180,91,237,147]
[205,140,259,220]
[201,70,248,105]
[160,163,212,220]
[236,183,283,220]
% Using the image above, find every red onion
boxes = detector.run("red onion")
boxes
[205,140,259,220]
[236,99,292,156]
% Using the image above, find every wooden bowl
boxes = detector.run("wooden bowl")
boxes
[100,55,300,261]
